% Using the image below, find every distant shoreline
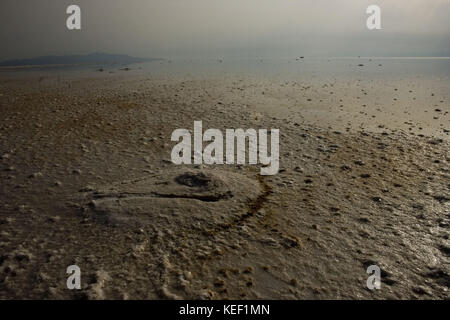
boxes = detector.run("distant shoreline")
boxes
[332,56,450,60]
[0,63,88,70]
[0,53,162,69]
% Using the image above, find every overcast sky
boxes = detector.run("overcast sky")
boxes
[0,0,449,60]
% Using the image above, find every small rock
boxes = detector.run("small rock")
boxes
[412,286,431,296]
[29,172,43,178]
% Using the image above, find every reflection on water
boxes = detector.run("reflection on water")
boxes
[136,57,450,80]
[1,57,450,81]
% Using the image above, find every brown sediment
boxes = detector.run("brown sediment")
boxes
[0,72,448,300]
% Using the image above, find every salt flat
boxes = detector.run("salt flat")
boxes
[0,65,448,299]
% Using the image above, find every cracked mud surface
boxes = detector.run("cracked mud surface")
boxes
[0,73,448,299]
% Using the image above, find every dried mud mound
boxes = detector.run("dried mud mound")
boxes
[85,169,263,229]
[78,169,270,299]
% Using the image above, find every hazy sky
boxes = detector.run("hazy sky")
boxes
[0,0,449,60]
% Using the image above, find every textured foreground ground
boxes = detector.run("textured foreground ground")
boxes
[0,73,448,299]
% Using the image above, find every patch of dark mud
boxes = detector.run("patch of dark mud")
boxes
[423,269,450,288]
[175,173,212,189]
[438,245,450,257]
[205,174,273,234]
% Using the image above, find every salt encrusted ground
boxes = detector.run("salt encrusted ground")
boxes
[0,73,448,299]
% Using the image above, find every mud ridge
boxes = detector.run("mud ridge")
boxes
[91,191,233,203]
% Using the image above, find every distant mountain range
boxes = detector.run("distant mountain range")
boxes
[0,53,161,67]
